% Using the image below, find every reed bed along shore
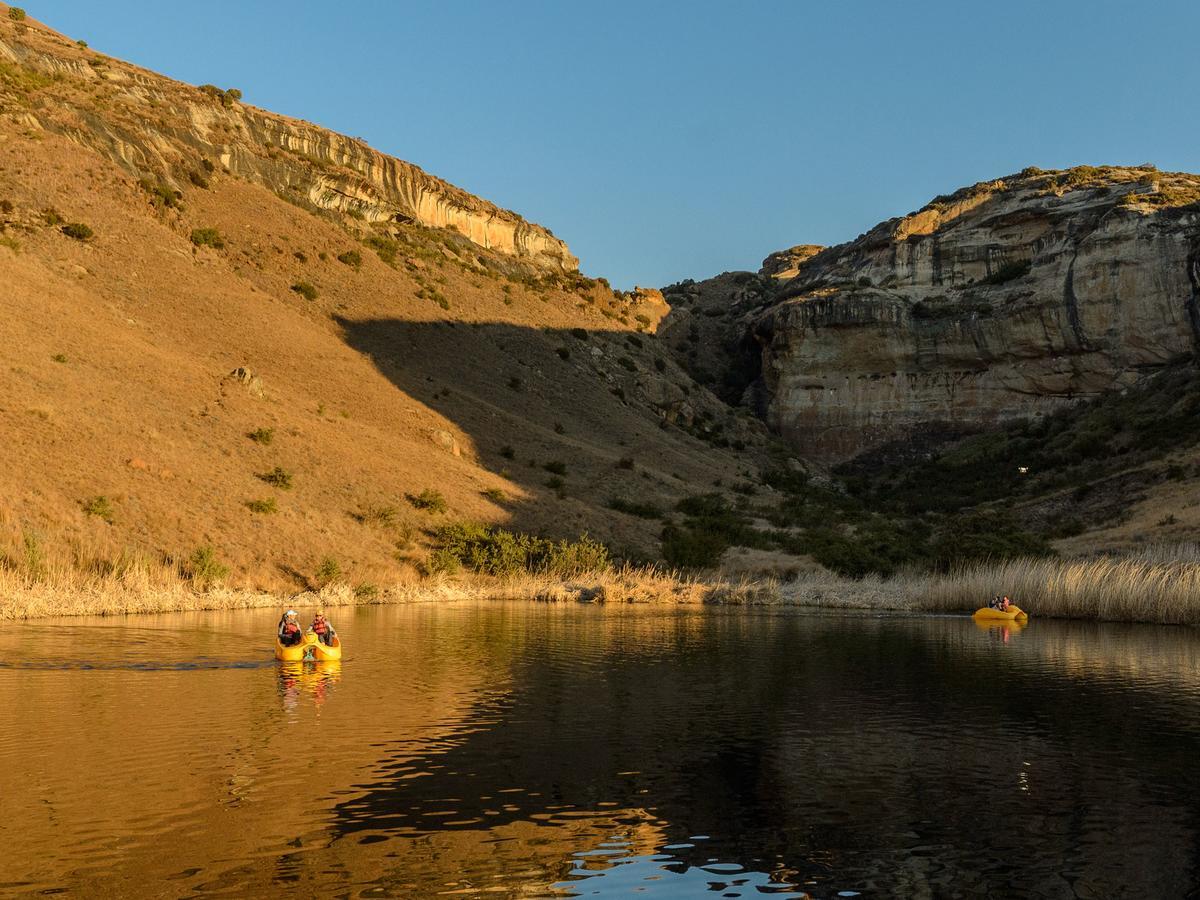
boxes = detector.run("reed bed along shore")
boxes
[0,562,771,620]
[779,546,1200,626]
[3,518,1200,626]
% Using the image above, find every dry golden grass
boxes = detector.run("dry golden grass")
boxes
[780,546,1200,626]
[0,517,777,619]
[5,508,1199,626]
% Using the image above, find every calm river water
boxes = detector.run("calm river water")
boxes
[2,602,1199,897]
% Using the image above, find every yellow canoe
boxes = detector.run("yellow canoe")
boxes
[274,634,308,661]
[273,633,340,662]
[973,605,1029,621]
[274,631,343,661]
[311,634,342,661]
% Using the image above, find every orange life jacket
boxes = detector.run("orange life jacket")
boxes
[313,619,327,634]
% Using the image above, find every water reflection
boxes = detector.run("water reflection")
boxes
[1,604,1199,897]
[553,833,807,897]
[277,660,342,712]
[972,617,1027,641]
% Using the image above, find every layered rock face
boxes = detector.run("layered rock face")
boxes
[750,168,1200,461]
[0,24,576,271]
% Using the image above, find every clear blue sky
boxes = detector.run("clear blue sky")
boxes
[30,1,1200,288]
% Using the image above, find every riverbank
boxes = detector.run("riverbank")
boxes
[776,547,1200,626]
[0,562,774,620]
[4,545,1200,625]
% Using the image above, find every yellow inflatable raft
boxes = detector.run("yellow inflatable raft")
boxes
[972,605,1029,621]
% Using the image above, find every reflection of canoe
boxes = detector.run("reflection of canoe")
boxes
[277,659,342,680]
[973,605,1029,621]
[274,631,343,661]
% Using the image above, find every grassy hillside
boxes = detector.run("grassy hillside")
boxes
[0,12,775,596]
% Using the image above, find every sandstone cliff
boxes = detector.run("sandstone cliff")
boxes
[668,167,1200,462]
[0,13,576,272]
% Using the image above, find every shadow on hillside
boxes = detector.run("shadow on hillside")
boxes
[334,316,723,544]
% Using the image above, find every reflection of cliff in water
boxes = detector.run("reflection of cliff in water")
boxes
[331,612,1200,896]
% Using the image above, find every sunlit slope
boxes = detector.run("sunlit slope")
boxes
[0,12,769,590]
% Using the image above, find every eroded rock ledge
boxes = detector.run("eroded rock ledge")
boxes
[666,167,1200,462]
[0,25,577,272]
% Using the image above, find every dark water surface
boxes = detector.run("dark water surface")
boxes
[2,603,1199,898]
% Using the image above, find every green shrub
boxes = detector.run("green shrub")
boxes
[617,457,635,469]
[407,488,447,513]
[569,328,589,341]
[543,460,567,475]
[186,546,229,588]
[661,524,727,569]
[431,290,451,310]
[337,249,362,269]
[607,497,662,519]
[200,84,242,108]
[763,467,810,495]
[245,497,278,514]
[291,281,318,301]
[315,556,341,584]
[353,582,379,601]
[8,8,27,22]
[81,495,115,523]
[51,353,67,363]
[499,445,515,459]
[257,465,293,489]
[365,235,398,265]
[354,504,400,527]
[928,512,1054,570]
[247,427,274,445]
[434,522,609,578]
[188,170,210,189]
[191,227,224,249]
[422,548,461,576]
[556,347,571,360]
[482,487,507,503]
[508,376,523,391]
[42,208,63,226]
[61,223,93,241]
[140,178,181,209]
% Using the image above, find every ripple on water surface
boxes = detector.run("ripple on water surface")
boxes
[1,603,1199,897]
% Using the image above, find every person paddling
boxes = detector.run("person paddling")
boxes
[311,611,337,646]
[278,609,302,646]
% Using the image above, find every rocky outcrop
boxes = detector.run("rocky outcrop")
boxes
[0,21,576,271]
[745,167,1200,461]
[761,244,823,280]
